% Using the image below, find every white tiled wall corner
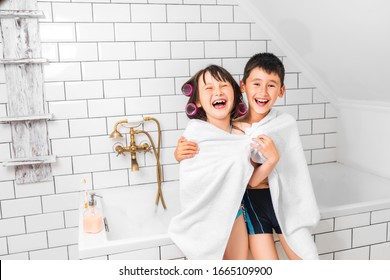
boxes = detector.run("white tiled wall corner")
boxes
[312,148,337,164]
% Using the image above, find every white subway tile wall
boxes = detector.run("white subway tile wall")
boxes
[0,0,339,259]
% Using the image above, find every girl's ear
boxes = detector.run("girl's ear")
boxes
[278,85,286,98]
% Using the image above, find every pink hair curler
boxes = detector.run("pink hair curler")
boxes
[185,103,198,116]
[237,102,248,116]
[181,83,193,97]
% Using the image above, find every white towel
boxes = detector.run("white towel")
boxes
[246,108,320,259]
[168,120,254,260]
[168,108,320,260]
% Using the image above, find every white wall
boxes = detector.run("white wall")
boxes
[244,0,390,104]
[337,103,390,179]
[0,0,337,260]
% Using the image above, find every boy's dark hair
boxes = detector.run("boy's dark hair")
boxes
[185,65,242,120]
[242,53,285,86]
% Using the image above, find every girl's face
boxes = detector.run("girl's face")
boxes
[196,71,235,126]
[241,67,285,120]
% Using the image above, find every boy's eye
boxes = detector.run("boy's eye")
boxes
[268,84,275,88]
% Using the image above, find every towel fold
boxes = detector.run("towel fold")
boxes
[246,109,320,259]
[168,120,254,260]
[168,108,320,260]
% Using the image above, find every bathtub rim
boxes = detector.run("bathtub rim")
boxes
[78,181,180,259]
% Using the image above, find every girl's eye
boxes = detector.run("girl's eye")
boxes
[254,83,261,87]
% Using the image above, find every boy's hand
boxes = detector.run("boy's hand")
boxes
[174,136,199,162]
[250,135,280,165]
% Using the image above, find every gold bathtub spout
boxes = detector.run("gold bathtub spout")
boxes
[110,117,166,209]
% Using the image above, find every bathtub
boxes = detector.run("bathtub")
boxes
[310,163,390,219]
[78,181,181,259]
[78,163,390,260]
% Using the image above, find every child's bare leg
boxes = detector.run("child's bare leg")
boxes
[278,234,301,260]
[249,234,279,260]
[223,214,249,260]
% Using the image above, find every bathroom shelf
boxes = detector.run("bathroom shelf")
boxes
[0,114,52,123]
[0,58,49,65]
[0,10,45,19]
[1,155,56,167]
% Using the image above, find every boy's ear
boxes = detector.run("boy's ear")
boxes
[240,80,246,93]
[278,85,286,98]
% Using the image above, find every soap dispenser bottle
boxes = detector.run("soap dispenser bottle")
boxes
[83,192,103,234]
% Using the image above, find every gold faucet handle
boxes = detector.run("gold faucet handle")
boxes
[113,143,125,156]
[140,142,151,153]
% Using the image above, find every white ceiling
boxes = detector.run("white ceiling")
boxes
[241,0,390,105]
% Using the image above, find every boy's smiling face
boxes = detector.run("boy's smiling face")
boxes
[241,67,285,121]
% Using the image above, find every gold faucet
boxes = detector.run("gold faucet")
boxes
[109,117,166,209]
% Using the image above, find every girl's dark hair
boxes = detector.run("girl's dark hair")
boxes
[184,65,242,120]
[242,53,285,86]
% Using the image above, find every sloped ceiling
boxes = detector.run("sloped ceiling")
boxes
[242,0,390,105]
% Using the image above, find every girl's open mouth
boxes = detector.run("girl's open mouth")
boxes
[212,99,227,109]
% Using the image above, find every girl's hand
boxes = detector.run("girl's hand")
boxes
[174,136,199,162]
[250,134,280,165]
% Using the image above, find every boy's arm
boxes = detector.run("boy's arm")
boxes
[174,136,199,162]
[248,135,279,187]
